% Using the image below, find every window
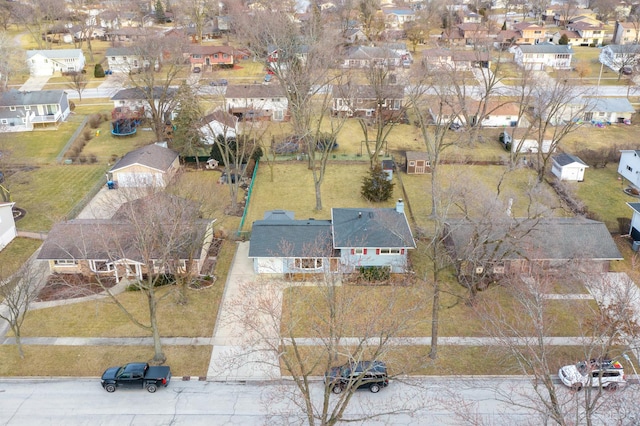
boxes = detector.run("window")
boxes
[24,106,30,110]
[54,259,78,266]
[90,260,112,272]
[409,161,415,166]
[294,258,323,269]
[111,57,116,61]
[627,165,633,172]
[192,54,202,59]
[378,248,401,255]
[0,119,6,124]
[352,248,368,255]
[214,53,219,58]
[273,110,284,120]
[9,106,15,111]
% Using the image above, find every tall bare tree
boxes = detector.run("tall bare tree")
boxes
[0,261,48,359]
[13,0,67,49]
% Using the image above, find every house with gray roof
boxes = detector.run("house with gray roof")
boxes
[626,202,640,241]
[248,201,416,274]
[26,49,85,77]
[599,44,640,72]
[105,47,148,73]
[583,97,635,124]
[341,46,401,69]
[107,143,179,188]
[111,87,179,120]
[551,153,588,181]
[0,89,70,132]
[512,43,573,70]
[37,216,215,280]
[444,218,622,280]
[331,84,405,119]
[225,84,288,121]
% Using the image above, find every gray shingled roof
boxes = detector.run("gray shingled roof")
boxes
[109,144,178,173]
[0,89,66,107]
[248,219,334,258]
[345,46,400,60]
[331,207,416,249]
[445,218,622,261]
[587,97,635,113]
[553,153,587,167]
[38,219,211,262]
[225,84,286,98]
[518,44,573,54]
[406,151,429,162]
[105,47,136,56]
[26,49,83,60]
[628,202,640,215]
[110,87,178,101]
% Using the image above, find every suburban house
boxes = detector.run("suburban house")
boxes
[341,46,401,69]
[504,128,555,154]
[331,84,404,120]
[613,20,640,45]
[107,143,180,188]
[444,218,623,279]
[199,110,239,143]
[0,202,17,252]
[0,89,71,132]
[26,49,86,77]
[110,87,179,121]
[405,151,430,174]
[37,217,215,281]
[565,20,605,46]
[583,97,634,124]
[599,44,640,72]
[421,48,491,70]
[512,22,546,45]
[428,100,521,128]
[551,153,588,181]
[440,23,490,46]
[225,84,288,121]
[248,202,416,274]
[188,45,234,71]
[549,30,583,46]
[381,7,415,29]
[618,150,640,190]
[105,47,148,73]
[512,44,573,70]
[344,28,367,44]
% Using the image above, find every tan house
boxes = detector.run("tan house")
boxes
[613,21,640,45]
[107,144,180,188]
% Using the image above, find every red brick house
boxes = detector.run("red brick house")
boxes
[188,45,234,71]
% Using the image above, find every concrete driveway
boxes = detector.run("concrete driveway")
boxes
[76,187,149,219]
[20,76,50,91]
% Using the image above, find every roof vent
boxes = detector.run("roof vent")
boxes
[358,212,362,218]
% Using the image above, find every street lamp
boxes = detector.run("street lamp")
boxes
[623,352,639,384]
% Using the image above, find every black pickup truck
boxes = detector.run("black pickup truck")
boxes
[101,362,171,393]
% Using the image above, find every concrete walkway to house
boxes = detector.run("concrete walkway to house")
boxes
[206,241,283,381]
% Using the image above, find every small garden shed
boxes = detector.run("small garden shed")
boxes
[405,151,430,174]
[551,153,588,182]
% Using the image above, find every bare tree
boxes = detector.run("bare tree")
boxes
[234,8,349,211]
[116,31,187,141]
[13,0,67,49]
[222,240,430,424]
[66,71,88,101]
[0,261,47,359]
[0,32,26,91]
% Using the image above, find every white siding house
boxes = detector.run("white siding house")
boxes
[26,49,86,77]
[512,44,573,70]
[226,85,288,121]
[618,150,640,190]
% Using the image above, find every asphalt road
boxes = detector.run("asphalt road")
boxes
[2,376,634,425]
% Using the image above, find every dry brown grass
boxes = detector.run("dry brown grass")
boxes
[0,345,211,377]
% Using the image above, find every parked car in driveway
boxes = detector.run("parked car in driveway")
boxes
[210,79,228,86]
[499,131,512,151]
[101,362,171,393]
[192,67,201,73]
[559,359,626,391]
[264,74,272,83]
[324,361,389,394]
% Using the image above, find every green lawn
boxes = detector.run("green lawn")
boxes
[572,165,636,231]
[0,238,43,277]
[10,164,108,231]
[0,120,80,163]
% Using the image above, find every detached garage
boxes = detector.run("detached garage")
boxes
[108,143,179,188]
[551,153,588,182]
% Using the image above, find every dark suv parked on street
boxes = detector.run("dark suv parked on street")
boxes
[324,361,388,394]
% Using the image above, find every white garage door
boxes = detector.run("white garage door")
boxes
[115,172,158,187]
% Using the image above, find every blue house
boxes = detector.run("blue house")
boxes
[248,201,416,274]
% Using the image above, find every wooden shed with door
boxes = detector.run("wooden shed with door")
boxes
[405,151,430,174]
